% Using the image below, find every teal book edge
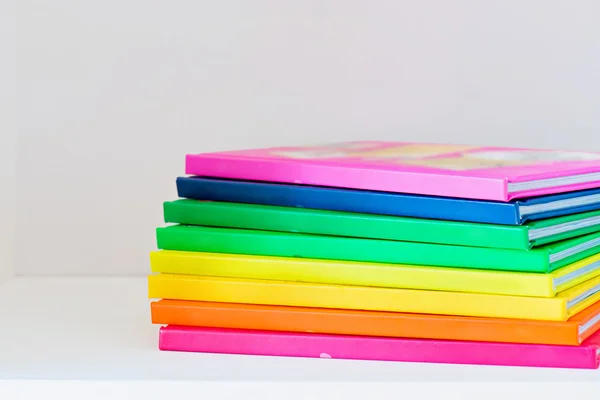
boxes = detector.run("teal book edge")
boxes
[163,199,600,250]
[155,224,600,273]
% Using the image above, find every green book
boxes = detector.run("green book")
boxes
[155,224,600,273]
[163,199,600,250]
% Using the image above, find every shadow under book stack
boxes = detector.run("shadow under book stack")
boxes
[148,141,600,369]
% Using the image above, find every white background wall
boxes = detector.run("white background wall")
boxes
[14,0,600,276]
[0,1,16,286]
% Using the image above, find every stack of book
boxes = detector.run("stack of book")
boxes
[148,141,600,369]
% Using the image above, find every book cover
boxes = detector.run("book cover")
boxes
[150,298,600,346]
[176,176,600,225]
[184,141,600,201]
[147,273,600,321]
[149,251,600,298]
[155,225,600,273]
[162,199,600,250]
[158,325,600,369]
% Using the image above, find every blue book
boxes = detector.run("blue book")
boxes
[175,176,600,225]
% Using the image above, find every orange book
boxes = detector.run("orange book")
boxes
[150,298,600,346]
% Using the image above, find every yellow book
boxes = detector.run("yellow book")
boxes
[149,250,600,298]
[147,273,600,321]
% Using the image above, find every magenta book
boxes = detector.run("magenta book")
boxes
[159,325,600,369]
[185,141,600,201]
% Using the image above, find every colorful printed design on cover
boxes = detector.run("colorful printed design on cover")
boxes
[266,142,600,171]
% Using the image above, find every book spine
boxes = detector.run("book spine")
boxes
[150,300,580,345]
[150,250,554,297]
[176,177,522,225]
[155,226,549,273]
[184,155,509,201]
[147,274,567,321]
[163,200,530,250]
[158,326,598,369]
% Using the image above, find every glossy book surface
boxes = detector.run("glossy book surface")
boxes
[177,177,600,225]
[150,251,600,297]
[185,141,600,201]
[156,225,600,273]
[163,199,600,250]
[151,299,600,346]
[147,273,600,321]
[158,325,600,369]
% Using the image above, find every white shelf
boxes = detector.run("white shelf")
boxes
[1,276,599,381]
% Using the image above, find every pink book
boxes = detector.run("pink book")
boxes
[159,325,600,369]
[185,141,600,201]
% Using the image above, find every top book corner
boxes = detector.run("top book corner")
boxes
[183,141,600,202]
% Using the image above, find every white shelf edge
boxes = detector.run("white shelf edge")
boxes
[0,276,598,382]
